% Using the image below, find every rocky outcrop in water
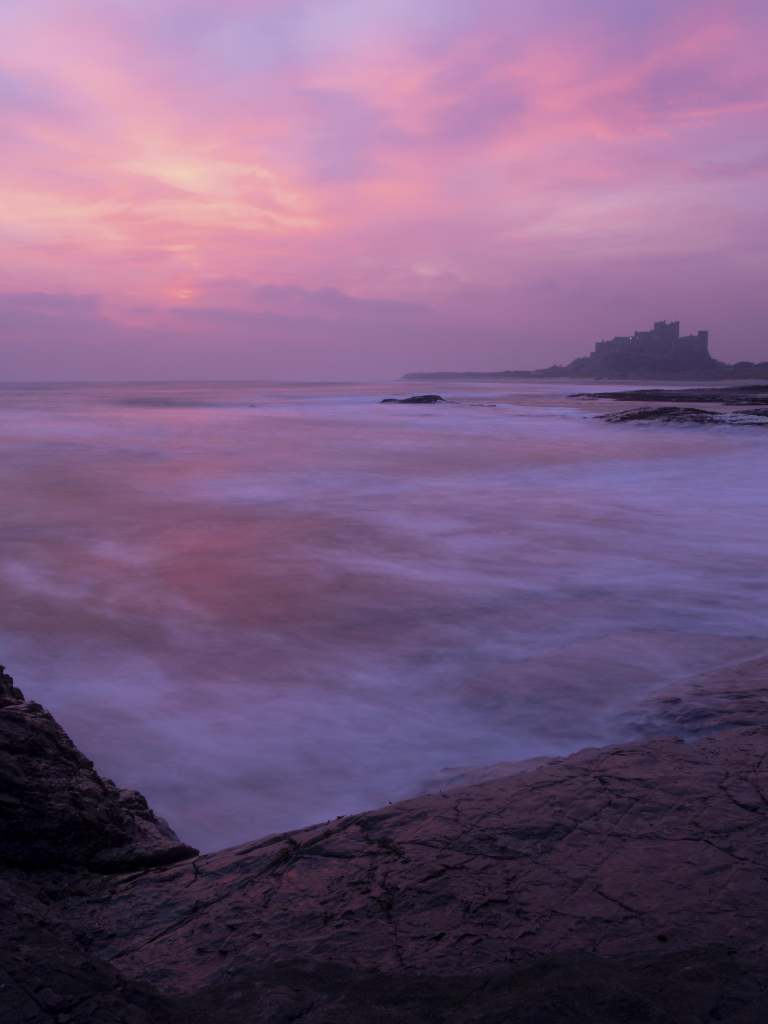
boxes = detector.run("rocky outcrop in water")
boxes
[575,385,768,404]
[380,394,445,404]
[597,406,768,425]
[4,663,768,1022]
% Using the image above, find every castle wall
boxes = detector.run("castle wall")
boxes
[588,322,712,372]
[594,324,709,357]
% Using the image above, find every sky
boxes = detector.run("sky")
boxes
[0,0,766,380]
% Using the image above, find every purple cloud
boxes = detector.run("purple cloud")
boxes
[0,292,101,312]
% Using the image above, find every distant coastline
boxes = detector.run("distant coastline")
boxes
[403,318,768,382]
[402,367,768,381]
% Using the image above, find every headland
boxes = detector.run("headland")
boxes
[403,319,768,381]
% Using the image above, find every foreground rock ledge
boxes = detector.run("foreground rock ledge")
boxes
[3,668,768,1022]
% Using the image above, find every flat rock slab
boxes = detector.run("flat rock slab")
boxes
[54,725,768,1021]
[5,664,768,1022]
[574,385,768,405]
[597,405,768,425]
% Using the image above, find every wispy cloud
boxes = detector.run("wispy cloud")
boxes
[248,285,431,316]
[0,0,766,376]
[0,292,101,312]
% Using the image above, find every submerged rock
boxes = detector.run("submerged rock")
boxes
[380,394,445,403]
[619,655,768,739]
[408,754,560,797]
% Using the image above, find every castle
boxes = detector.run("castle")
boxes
[402,317,768,380]
[589,320,714,372]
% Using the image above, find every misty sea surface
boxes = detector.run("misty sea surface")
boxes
[1,379,767,852]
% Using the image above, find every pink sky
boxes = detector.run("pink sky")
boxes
[0,0,766,379]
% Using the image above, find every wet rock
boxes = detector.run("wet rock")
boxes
[598,405,721,424]
[407,754,560,797]
[575,385,768,404]
[5,665,768,1021]
[597,405,768,425]
[380,394,445,403]
[619,654,768,739]
[61,726,768,1023]
[0,666,198,872]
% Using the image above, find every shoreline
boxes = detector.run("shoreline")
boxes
[401,372,768,383]
[4,657,768,1022]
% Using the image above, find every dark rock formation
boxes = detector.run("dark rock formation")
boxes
[0,873,200,1024]
[596,406,768,425]
[0,666,197,872]
[5,663,768,1022]
[574,384,768,404]
[598,405,718,424]
[380,394,445,403]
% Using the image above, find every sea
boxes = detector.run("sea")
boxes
[1,379,767,852]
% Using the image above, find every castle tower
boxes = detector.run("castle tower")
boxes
[589,320,713,371]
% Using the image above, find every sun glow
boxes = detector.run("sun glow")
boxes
[0,0,765,376]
